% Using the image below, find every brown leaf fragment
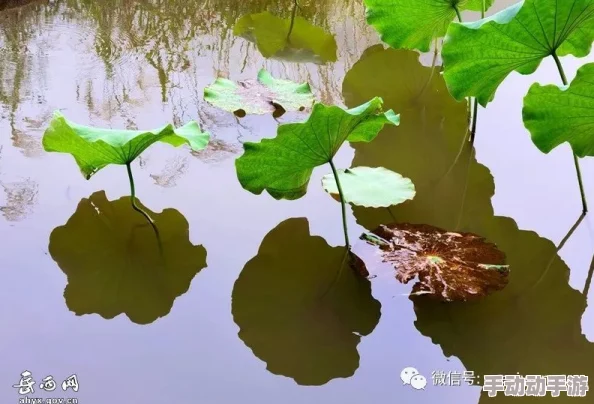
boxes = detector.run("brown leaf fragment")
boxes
[367,223,509,301]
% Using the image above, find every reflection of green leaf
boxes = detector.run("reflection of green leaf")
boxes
[321,166,415,208]
[364,0,494,52]
[524,62,594,157]
[232,218,380,386]
[48,191,207,325]
[366,222,509,301]
[203,69,314,117]
[235,97,399,200]
[344,45,594,402]
[442,0,594,106]
[42,112,210,179]
[233,11,337,63]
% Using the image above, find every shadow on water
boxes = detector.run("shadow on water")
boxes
[232,217,381,386]
[48,190,207,325]
[233,1,337,64]
[343,45,594,402]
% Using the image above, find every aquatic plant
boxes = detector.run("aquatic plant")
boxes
[204,69,314,117]
[362,223,509,302]
[524,63,594,158]
[442,0,594,213]
[42,112,210,223]
[364,0,492,52]
[235,97,415,249]
[364,0,493,141]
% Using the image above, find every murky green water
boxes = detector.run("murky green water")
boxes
[1,0,593,403]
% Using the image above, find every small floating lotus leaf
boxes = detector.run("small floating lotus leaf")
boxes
[235,97,399,200]
[233,11,337,63]
[524,62,594,157]
[42,111,210,179]
[442,0,594,106]
[321,166,416,208]
[48,191,207,325]
[364,0,494,52]
[232,218,380,385]
[364,223,509,301]
[204,69,314,117]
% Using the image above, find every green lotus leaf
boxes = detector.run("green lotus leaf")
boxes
[232,217,380,386]
[203,69,314,117]
[523,62,594,157]
[48,191,207,325]
[233,11,337,63]
[235,97,400,200]
[42,111,210,179]
[344,45,594,401]
[321,166,415,208]
[364,0,494,52]
[443,0,594,107]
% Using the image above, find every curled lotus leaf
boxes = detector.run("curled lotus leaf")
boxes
[363,223,509,301]
[321,166,415,208]
[48,191,207,324]
[42,112,210,179]
[204,69,314,117]
[523,62,594,157]
[235,97,399,201]
[442,0,594,106]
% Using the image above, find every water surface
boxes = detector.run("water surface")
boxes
[1,1,593,403]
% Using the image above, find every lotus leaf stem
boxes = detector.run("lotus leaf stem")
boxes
[584,252,594,296]
[287,0,298,41]
[552,51,588,213]
[329,159,350,249]
[454,6,462,22]
[470,99,478,143]
[126,162,156,225]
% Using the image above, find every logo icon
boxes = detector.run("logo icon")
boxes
[411,374,428,390]
[401,367,426,391]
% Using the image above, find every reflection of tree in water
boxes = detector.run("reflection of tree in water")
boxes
[0,1,53,157]
[0,0,373,131]
[344,46,594,403]
[149,155,188,188]
[0,178,39,221]
[191,138,241,163]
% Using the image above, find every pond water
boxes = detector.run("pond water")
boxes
[1,0,594,403]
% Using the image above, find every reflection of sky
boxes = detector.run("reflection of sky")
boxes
[0,1,593,403]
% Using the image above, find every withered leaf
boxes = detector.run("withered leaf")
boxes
[364,223,509,301]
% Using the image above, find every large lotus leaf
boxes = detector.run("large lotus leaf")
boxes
[442,0,594,107]
[364,222,509,301]
[365,0,494,52]
[233,11,337,63]
[524,62,594,157]
[48,191,207,325]
[321,166,416,208]
[235,97,400,200]
[42,112,210,179]
[343,46,594,402]
[203,69,314,117]
[232,217,380,386]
